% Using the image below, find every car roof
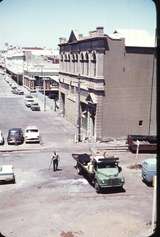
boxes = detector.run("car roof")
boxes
[142,158,156,165]
[0,165,13,173]
[25,126,38,129]
[9,128,22,131]
[25,95,33,98]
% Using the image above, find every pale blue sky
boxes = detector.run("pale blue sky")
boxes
[0,0,156,49]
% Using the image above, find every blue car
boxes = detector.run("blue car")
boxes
[142,158,156,185]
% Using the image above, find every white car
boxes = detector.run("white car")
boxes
[0,165,15,183]
[24,126,40,143]
[25,97,35,107]
[0,130,5,145]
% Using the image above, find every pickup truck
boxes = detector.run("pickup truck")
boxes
[72,152,125,193]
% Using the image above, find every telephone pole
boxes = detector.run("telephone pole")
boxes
[77,74,81,142]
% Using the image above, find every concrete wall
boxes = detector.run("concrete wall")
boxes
[101,38,156,139]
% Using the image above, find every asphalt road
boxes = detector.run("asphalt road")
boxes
[0,74,156,237]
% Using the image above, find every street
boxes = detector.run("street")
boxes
[0,74,156,237]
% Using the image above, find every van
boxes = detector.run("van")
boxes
[141,158,156,185]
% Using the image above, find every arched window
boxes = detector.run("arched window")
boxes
[64,54,67,71]
[75,54,78,73]
[72,54,75,73]
[60,54,63,62]
[68,54,70,72]
[85,53,89,75]
[80,53,84,74]
[92,52,96,77]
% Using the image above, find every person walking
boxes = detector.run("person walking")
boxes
[50,151,59,171]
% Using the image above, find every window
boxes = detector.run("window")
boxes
[68,54,70,72]
[64,54,67,71]
[92,52,96,76]
[86,53,89,75]
[139,120,143,126]
[80,53,84,74]
[75,54,78,73]
[72,54,75,73]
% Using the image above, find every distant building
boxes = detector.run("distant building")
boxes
[58,27,156,141]
[1,46,59,99]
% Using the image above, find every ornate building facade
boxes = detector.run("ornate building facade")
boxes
[58,27,156,141]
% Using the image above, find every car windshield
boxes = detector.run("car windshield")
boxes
[27,99,34,102]
[26,129,38,133]
[9,130,19,135]
[97,162,117,169]
[26,95,33,98]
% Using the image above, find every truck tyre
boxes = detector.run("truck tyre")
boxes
[77,166,82,175]
[95,180,101,193]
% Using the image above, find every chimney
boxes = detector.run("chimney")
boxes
[59,37,67,44]
[89,30,96,37]
[96,26,104,36]
[78,34,83,40]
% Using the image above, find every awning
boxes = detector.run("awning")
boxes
[86,93,97,104]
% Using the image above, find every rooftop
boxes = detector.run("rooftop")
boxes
[109,29,155,47]
[60,27,155,48]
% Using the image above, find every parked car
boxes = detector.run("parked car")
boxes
[24,94,34,100]
[30,102,40,111]
[142,158,156,185]
[12,88,24,95]
[16,88,24,95]
[0,130,5,145]
[11,84,17,90]
[11,88,19,94]
[0,165,15,183]
[7,128,24,145]
[24,95,35,107]
[24,126,40,143]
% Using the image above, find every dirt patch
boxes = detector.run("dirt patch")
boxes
[127,163,142,169]
[60,231,82,237]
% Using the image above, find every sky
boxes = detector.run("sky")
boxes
[0,0,156,50]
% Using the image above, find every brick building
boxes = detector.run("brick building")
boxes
[58,27,156,141]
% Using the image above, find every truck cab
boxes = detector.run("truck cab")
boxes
[92,155,124,192]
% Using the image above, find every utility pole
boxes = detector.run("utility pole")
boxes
[151,175,157,233]
[42,70,46,112]
[77,74,81,142]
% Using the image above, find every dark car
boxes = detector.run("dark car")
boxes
[30,102,41,111]
[0,130,5,145]
[7,128,24,145]
[11,88,24,95]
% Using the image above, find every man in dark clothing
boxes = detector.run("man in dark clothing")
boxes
[51,151,59,171]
